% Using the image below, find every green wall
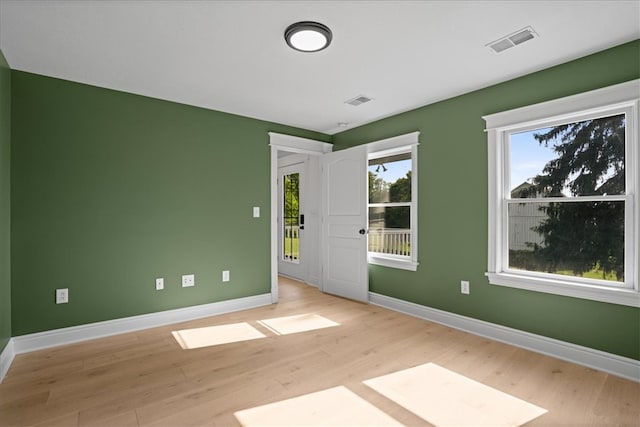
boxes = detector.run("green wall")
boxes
[8,40,639,361]
[0,49,11,353]
[332,40,640,360]
[11,71,328,336]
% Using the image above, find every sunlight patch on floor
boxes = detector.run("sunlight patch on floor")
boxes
[257,313,339,336]
[172,322,266,349]
[234,386,403,426]
[364,362,547,427]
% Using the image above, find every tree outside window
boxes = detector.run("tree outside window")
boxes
[508,114,625,283]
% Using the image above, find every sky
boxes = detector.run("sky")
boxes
[366,132,561,191]
[371,128,615,195]
[510,115,624,196]
[509,128,556,191]
[370,138,557,192]
[368,159,411,185]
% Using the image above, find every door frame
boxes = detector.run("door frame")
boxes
[269,132,332,303]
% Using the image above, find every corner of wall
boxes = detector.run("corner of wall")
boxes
[0,338,15,383]
[0,47,12,363]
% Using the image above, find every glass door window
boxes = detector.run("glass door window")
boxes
[283,172,300,263]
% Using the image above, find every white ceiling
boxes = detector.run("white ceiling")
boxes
[1,1,638,135]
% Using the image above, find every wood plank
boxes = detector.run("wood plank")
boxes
[0,276,637,426]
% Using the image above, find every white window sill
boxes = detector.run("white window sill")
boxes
[368,255,418,271]
[486,272,640,307]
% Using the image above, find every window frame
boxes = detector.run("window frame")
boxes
[366,132,420,271]
[483,80,639,307]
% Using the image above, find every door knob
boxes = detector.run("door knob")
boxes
[359,228,366,235]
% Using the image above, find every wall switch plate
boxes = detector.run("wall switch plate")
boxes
[253,207,260,218]
[182,274,195,287]
[222,270,230,282]
[155,278,164,290]
[461,280,470,295]
[56,288,69,304]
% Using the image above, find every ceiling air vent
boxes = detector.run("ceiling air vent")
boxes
[345,95,373,106]
[487,26,538,53]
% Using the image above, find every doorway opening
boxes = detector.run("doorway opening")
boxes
[277,159,306,281]
[269,132,332,303]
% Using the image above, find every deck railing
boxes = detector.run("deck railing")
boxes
[283,225,300,261]
[284,227,411,259]
[368,228,411,256]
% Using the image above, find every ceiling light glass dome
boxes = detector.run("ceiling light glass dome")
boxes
[285,21,332,52]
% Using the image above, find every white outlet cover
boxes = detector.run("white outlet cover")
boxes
[461,280,470,295]
[222,270,230,282]
[155,278,164,290]
[56,288,69,304]
[253,207,260,218]
[182,274,195,287]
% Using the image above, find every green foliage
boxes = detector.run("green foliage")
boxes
[283,174,300,260]
[390,171,411,202]
[284,173,299,225]
[510,250,620,281]
[284,235,299,260]
[386,171,411,228]
[368,171,389,203]
[529,115,625,279]
[369,171,411,229]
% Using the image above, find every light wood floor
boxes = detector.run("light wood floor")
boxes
[1,277,638,426]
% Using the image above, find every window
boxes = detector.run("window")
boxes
[366,132,419,271]
[484,80,639,307]
[282,172,300,263]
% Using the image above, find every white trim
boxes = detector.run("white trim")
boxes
[367,134,420,270]
[369,292,640,382]
[487,272,640,307]
[483,80,640,306]
[365,131,420,153]
[483,80,639,130]
[368,255,418,271]
[12,293,272,354]
[268,132,332,155]
[0,339,15,383]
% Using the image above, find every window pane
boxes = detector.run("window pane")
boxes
[369,153,411,203]
[510,114,625,198]
[508,200,624,283]
[368,206,411,256]
[283,173,299,262]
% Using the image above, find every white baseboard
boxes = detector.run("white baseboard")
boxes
[278,273,319,288]
[5,291,637,383]
[12,293,272,355]
[307,275,320,288]
[0,339,15,383]
[369,292,640,382]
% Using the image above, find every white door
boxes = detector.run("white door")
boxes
[322,145,369,302]
[278,163,306,281]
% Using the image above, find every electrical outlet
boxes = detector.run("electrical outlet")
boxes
[222,270,230,282]
[461,280,470,295]
[182,274,195,287]
[56,288,69,304]
[155,278,164,290]
[253,207,260,218]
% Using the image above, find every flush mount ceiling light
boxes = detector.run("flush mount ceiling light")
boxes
[285,21,332,52]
